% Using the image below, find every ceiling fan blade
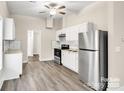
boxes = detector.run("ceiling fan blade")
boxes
[58,6,65,9]
[59,11,66,15]
[29,1,36,3]
[39,11,47,13]
[44,5,50,9]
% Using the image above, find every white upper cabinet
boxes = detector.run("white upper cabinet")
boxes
[65,27,70,41]
[56,30,60,41]
[56,22,94,41]
[78,23,86,33]
[56,29,66,41]
[66,26,79,41]
[78,22,94,33]
[4,18,15,40]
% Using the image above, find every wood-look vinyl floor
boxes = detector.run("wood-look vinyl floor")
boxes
[1,56,91,91]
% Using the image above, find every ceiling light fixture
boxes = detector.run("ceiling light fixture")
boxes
[50,8,56,16]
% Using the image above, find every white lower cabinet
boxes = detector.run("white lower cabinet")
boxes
[75,53,78,73]
[62,50,69,68]
[62,50,78,73]
[3,52,23,80]
[68,51,76,72]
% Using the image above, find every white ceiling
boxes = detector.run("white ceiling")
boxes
[7,1,95,18]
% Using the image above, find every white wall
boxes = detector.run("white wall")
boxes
[11,15,45,62]
[0,1,9,17]
[63,2,108,31]
[11,15,62,63]
[33,31,41,54]
[40,29,56,61]
[108,2,124,89]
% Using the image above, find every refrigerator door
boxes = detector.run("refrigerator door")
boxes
[79,30,99,50]
[79,49,100,90]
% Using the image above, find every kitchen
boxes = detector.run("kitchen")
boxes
[0,1,124,91]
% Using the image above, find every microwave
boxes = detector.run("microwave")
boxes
[61,44,69,49]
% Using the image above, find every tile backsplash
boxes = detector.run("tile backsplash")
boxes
[4,40,21,51]
[9,41,21,49]
[53,40,78,49]
[4,41,9,51]
[65,40,78,49]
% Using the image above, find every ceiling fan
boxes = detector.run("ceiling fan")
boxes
[44,2,66,15]
[30,1,66,16]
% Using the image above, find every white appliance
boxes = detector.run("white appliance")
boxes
[0,17,3,70]
[79,24,108,91]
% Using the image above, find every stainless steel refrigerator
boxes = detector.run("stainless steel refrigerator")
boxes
[79,29,108,91]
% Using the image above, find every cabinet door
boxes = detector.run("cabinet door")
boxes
[65,27,70,41]
[4,18,15,40]
[13,20,15,40]
[68,51,76,71]
[75,52,79,73]
[62,50,65,65]
[79,23,89,33]
[62,50,68,67]
[61,29,65,34]
[62,50,78,73]
[56,31,59,41]
[72,26,79,41]
[69,27,74,41]
[4,53,22,74]
[66,26,78,41]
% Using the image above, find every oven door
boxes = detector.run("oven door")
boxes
[54,49,61,64]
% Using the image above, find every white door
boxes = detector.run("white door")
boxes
[27,30,34,57]
[33,31,41,55]
[0,17,3,70]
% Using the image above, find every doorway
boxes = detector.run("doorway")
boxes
[27,30,41,62]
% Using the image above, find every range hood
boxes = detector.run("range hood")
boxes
[59,34,66,37]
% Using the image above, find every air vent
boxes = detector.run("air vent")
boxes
[46,17,53,29]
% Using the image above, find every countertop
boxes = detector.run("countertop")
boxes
[54,47,61,49]
[54,48,79,52]
[63,49,79,52]
[4,49,22,54]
